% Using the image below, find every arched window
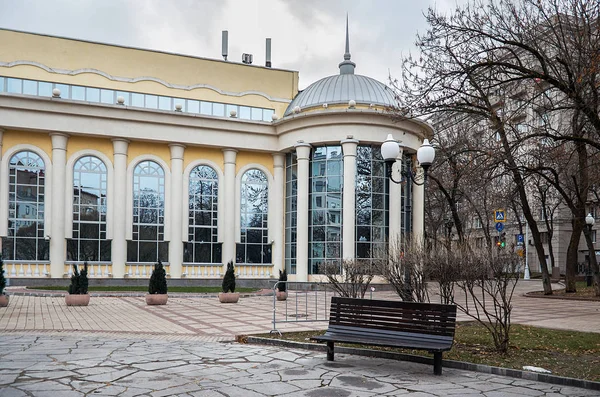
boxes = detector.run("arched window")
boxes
[2,151,49,261]
[184,165,221,264]
[237,169,270,264]
[127,160,168,263]
[67,156,110,262]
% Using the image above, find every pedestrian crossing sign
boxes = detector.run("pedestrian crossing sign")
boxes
[495,209,506,223]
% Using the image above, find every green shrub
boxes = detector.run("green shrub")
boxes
[222,261,236,293]
[278,269,287,292]
[68,262,89,295]
[148,260,168,294]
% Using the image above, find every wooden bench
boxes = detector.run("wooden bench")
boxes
[311,297,457,375]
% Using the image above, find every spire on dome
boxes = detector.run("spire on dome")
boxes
[339,14,356,75]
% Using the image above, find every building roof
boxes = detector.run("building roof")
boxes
[284,16,397,116]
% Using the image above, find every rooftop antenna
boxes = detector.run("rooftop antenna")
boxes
[265,38,272,67]
[222,30,228,61]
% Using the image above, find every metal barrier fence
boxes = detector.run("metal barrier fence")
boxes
[269,281,378,335]
[270,281,339,335]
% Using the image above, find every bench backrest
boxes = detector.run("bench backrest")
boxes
[329,297,457,338]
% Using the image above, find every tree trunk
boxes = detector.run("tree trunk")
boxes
[582,228,600,297]
[565,218,583,293]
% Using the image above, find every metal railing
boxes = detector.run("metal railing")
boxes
[270,281,339,335]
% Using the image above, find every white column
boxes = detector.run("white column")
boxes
[341,138,359,261]
[222,149,238,266]
[412,171,425,246]
[272,153,285,273]
[388,149,404,252]
[111,138,129,278]
[50,133,69,278]
[295,142,311,281]
[168,143,185,278]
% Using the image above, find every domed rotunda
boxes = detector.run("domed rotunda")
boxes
[275,19,433,280]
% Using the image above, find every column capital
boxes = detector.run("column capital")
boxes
[50,133,69,150]
[112,138,130,156]
[0,127,5,135]
[222,148,238,164]
[341,137,359,157]
[169,143,186,160]
[272,153,285,168]
[295,141,312,160]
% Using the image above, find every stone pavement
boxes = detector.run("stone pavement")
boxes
[1,334,598,397]
[0,280,599,396]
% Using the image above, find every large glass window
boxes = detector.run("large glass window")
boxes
[401,155,413,237]
[127,161,168,263]
[356,145,389,265]
[67,156,110,262]
[284,153,298,274]
[309,146,343,274]
[237,169,271,264]
[185,165,221,264]
[2,151,49,261]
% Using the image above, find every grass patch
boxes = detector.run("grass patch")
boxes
[27,286,259,293]
[528,281,599,300]
[255,322,600,382]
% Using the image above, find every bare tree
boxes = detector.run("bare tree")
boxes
[321,260,374,299]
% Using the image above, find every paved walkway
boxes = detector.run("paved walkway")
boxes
[1,334,598,396]
[0,280,599,396]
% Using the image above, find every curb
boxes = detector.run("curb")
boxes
[5,291,272,299]
[243,336,600,392]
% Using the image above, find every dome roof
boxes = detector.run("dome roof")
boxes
[284,74,397,116]
[284,15,397,116]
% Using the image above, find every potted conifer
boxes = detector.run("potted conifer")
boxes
[146,260,168,305]
[0,255,8,307]
[276,269,288,301]
[66,262,90,306]
[218,261,239,303]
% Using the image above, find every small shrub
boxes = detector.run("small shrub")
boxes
[322,259,374,299]
[68,262,89,295]
[278,269,287,292]
[0,255,6,295]
[222,261,236,293]
[148,260,168,294]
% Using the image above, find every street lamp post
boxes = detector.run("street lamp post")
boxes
[381,134,436,301]
[585,213,595,287]
[380,135,435,185]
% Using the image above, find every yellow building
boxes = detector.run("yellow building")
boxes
[0,27,432,281]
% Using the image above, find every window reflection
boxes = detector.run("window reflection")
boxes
[285,153,298,274]
[185,165,221,264]
[2,151,49,261]
[309,146,343,274]
[237,169,270,264]
[67,156,110,262]
[355,145,389,265]
[127,160,168,262]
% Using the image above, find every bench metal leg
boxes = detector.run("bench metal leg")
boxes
[326,341,334,361]
[433,352,442,375]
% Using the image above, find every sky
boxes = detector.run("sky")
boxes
[0,0,463,90]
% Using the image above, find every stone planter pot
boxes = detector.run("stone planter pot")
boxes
[218,292,240,303]
[146,294,168,305]
[0,294,9,307]
[276,290,288,301]
[65,294,90,306]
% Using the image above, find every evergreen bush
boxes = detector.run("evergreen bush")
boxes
[222,261,236,293]
[68,262,89,295]
[0,255,6,295]
[278,269,287,292]
[148,260,168,294]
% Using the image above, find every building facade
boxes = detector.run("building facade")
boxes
[0,28,432,281]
